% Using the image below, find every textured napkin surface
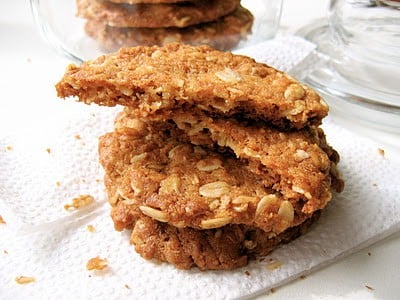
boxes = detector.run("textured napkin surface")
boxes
[1,36,400,299]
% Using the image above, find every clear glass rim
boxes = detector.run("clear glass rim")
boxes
[297,19,400,117]
[30,0,84,63]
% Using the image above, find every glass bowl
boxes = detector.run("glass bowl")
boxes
[297,0,400,134]
[30,0,282,63]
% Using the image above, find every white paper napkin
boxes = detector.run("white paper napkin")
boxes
[1,36,400,299]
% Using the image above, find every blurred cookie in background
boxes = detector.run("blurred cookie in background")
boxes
[84,5,253,51]
[76,0,253,51]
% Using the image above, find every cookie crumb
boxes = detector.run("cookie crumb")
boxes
[365,285,374,291]
[75,134,81,140]
[87,225,95,232]
[124,284,130,289]
[0,215,6,224]
[244,270,250,276]
[269,288,276,294]
[15,276,35,285]
[299,275,307,279]
[45,148,51,154]
[5,146,13,151]
[266,260,283,271]
[86,256,108,271]
[367,252,371,256]
[64,195,94,211]
[56,181,61,187]
[378,148,385,157]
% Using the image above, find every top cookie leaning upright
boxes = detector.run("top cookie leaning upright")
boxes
[56,43,328,129]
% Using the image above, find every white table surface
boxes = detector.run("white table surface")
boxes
[1,1,399,299]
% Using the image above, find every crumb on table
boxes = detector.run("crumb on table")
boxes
[365,285,374,291]
[0,215,6,224]
[87,225,95,232]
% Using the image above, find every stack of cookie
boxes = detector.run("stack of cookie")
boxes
[76,0,254,51]
[56,43,344,270]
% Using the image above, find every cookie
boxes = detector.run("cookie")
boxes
[121,107,344,213]
[76,0,240,28]
[99,113,339,235]
[108,0,190,4]
[56,43,328,130]
[84,6,254,51]
[124,209,321,270]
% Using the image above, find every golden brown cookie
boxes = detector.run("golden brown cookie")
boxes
[84,6,254,51]
[125,210,321,270]
[108,0,190,3]
[56,43,328,129]
[99,112,340,235]
[121,107,343,213]
[76,0,240,28]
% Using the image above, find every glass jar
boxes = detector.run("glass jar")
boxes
[30,0,282,63]
[328,0,400,94]
[298,0,400,133]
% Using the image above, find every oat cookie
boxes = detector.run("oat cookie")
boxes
[99,115,339,234]
[76,0,240,28]
[121,107,343,214]
[108,0,190,4]
[84,6,253,51]
[56,43,328,129]
[55,41,343,271]
[125,210,320,270]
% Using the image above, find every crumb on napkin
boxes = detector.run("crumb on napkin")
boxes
[86,256,108,271]
[15,276,36,285]
[266,260,283,271]
[87,225,95,232]
[64,194,95,211]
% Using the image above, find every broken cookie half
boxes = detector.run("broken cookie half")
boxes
[56,43,329,130]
